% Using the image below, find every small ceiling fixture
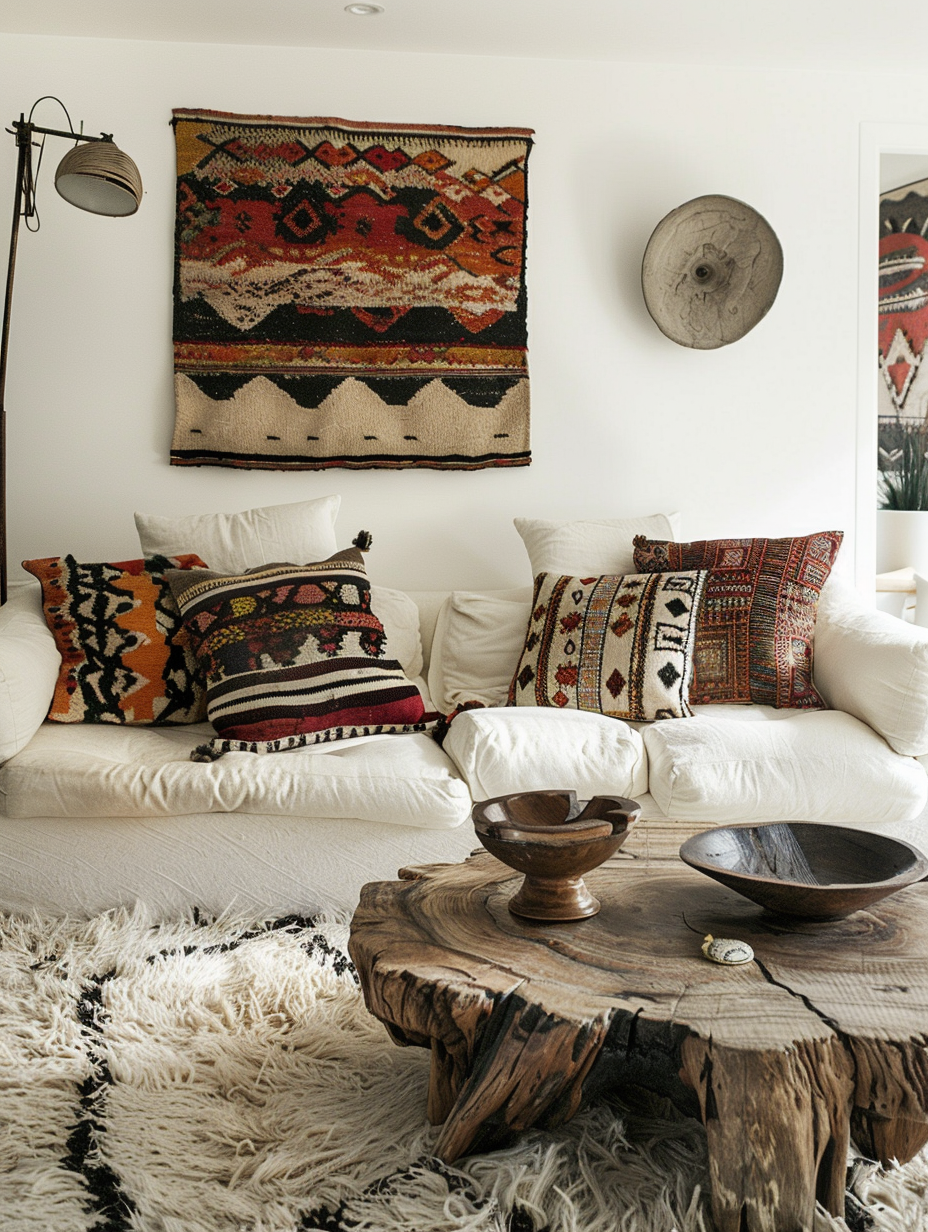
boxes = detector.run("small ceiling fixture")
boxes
[345,3,384,13]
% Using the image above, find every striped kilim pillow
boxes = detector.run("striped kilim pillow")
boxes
[165,547,426,749]
[507,570,707,721]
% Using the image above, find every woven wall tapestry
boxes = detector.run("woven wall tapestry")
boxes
[171,108,533,471]
[879,179,928,481]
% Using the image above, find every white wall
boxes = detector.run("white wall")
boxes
[0,35,906,591]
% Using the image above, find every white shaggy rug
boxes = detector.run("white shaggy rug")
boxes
[1,909,926,1232]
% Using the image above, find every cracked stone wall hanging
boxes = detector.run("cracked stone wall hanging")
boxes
[641,194,782,349]
[171,109,533,470]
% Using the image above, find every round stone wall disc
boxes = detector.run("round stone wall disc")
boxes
[641,194,783,349]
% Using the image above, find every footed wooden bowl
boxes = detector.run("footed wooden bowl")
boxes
[472,789,641,921]
[679,822,928,920]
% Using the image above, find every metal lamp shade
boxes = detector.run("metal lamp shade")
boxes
[54,141,142,216]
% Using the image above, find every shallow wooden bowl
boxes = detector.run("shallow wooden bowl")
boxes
[472,789,641,921]
[679,822,928,920]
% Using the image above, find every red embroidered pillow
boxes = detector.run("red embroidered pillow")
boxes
[22,554,208,724]
[632,531,843,709]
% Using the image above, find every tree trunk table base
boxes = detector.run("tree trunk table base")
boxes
[348,829,928,1232]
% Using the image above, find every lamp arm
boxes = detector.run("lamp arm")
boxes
[20,123,114,145]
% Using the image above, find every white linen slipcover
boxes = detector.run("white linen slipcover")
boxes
[0,809,478,919]
[644,706,928,824]
[0,723,470,827]
[0,585,60,763]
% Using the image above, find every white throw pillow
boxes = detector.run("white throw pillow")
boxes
[0,584,62,764]
[135,496,340,575]
[428,588,532,715]
[514,512,681,578]
[814,577,928,757]
[370,585,426,687]
[443,706,648,802]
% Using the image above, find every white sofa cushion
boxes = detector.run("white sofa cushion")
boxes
[514,512,680,578]
[0,723,470,828]
[0,586,61,764]
[443,706,648,803]
[428,588,532,714]
[134,496,340,575]
[814,578,928,757]
[644,706,928,825]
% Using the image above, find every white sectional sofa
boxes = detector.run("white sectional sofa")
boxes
[1,567,927,920]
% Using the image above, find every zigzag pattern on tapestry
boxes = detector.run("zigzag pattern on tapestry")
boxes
[171,109,533,471]
[879,180,928,468]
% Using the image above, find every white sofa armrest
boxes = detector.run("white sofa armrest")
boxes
[0,584,60,763]
[813,578,928,757]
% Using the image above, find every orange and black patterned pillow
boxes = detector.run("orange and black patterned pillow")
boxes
[22,554,208,724]
[632,531,844,709]
[165,547,427,756]
[507,570,707,721]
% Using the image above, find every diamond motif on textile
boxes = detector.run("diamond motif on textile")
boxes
[606,669,625,699]
[555,664,578,687]
[408,200,465,247]
[281,200,329,241]
[413,149,453,172]
[517,665,535,691]
[616,592,637,608]
[525,632,539,652]
[552,690,569,708]
[611,614,632,638]
[311,140,360,167]
[361,145,411,172]
[657,662,681,689]
[665,597,688,618]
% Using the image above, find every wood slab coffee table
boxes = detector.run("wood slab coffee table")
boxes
[348,824,928,1232]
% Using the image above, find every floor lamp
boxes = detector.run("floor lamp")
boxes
[0,97,143,604]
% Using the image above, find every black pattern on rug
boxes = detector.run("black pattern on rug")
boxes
[63,971,136,1232]
[1,912,922,1232]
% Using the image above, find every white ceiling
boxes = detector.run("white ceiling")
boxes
[0,0,899,71]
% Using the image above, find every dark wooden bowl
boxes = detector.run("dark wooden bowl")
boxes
[679,822,928,920]
[472,789,641,921]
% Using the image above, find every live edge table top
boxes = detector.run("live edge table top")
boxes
[347,822,928,1232]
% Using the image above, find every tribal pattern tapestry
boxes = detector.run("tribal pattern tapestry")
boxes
[171,109,533,471]
[879,180,928,489]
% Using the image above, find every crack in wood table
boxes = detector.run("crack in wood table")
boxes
[347,823,928,1232]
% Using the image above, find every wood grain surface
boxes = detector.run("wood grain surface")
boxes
[348,823,928,1232]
